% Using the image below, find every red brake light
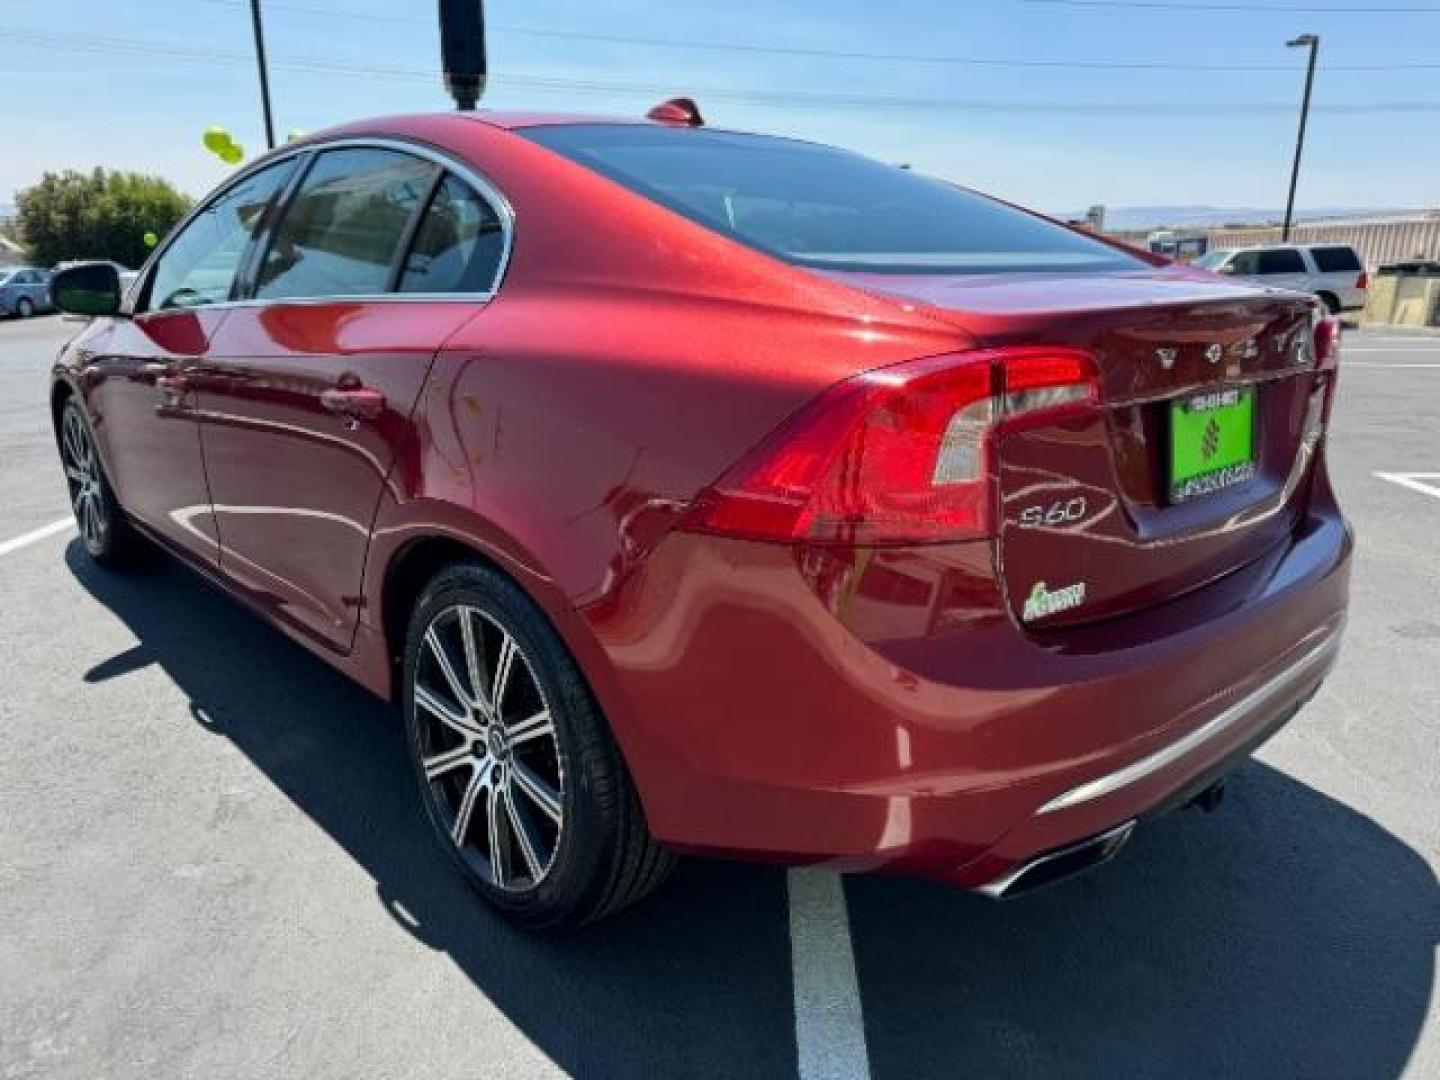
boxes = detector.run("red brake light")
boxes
[1315,313,1342,371]
[1356,269,1369,291]
[682,347,1099,546]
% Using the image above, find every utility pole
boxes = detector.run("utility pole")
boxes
[439,0,487,110]
[1282,33,1319,243]
[249,0,277,149]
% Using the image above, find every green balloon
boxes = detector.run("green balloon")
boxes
[219,144,244,165]
[143,231,159,248]
[203,126,232,154]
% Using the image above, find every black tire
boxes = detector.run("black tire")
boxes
[1317,291,1340,316]
[16,297,33,318]
[402,560,674,929]
[59,397,142,568]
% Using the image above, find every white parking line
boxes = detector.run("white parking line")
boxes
[0,517,75,558]
[1345,362,1440,369]
[787,869,872,1080]
[1375,473,1440,500]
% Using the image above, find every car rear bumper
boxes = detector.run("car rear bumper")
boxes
[580,476,1351,889]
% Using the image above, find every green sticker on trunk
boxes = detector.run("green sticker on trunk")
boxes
[1168,387,1256,503]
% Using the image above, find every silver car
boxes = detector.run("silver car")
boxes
[0,267,53,318]
[1196,244,1368,316]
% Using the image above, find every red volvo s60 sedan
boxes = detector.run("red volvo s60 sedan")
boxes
[48,105,1350,927]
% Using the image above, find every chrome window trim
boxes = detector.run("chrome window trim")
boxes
[1035,621,1343,817]
[130,134,516,316]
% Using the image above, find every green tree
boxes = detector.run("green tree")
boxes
[16,168,192,268]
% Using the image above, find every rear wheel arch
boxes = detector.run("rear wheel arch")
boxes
[385,537,674,925]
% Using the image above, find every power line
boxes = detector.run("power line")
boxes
[1025,0,1440,12]
[185,0,1440,72]
[11,27,1440,115]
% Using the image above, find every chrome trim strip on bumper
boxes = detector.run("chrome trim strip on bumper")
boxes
[977,820,1136,899]
[1036,623,1343,817]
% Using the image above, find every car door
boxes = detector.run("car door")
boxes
[196,143,508,653]
[80,159,299,564]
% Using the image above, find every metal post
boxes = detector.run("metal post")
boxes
[439,0,487,111]
[1283,34,1319,243]
[250,0,277,149]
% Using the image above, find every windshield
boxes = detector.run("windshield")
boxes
[522,125,1145,276]
[1193,251,1231,270]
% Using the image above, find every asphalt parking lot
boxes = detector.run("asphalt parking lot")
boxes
[1,314,1437,1079]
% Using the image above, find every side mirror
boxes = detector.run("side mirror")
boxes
[51,262,122,317]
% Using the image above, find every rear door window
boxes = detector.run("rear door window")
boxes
[398,174,506,294]
[1255,249,1307,275]
[1310,246,1362,273]
[254,148,438,301]
[522,125,1144,276]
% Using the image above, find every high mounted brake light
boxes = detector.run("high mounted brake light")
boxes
[681,348,1099,545]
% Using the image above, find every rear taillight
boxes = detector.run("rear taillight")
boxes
[681,347,1099,545]
[1315,312,1342,372]
[1356,270,1369,291]
[1311,312,1342,427]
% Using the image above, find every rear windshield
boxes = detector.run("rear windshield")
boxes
[521,125,1144,276]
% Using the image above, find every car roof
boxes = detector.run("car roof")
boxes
[1232,242,1357,253]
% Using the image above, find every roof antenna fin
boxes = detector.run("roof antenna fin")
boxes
[646,98,704,127]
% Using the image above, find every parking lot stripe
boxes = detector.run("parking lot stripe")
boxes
[0,517,75,559]
[1375,472,1440,501]
[787,869,872,1080]
[1344,362,1440,369]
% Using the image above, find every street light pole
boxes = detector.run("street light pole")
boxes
[1282,33,1319,243]
[249,0,277,149]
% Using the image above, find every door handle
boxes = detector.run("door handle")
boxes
[320,386,386,422]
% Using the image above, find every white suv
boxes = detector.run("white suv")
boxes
[1196,244,1368,315]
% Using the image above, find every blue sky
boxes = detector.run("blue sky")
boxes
[4,0,1439,213]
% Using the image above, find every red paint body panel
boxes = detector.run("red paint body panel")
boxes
[196,301,476,651]
[53,111,1352,893]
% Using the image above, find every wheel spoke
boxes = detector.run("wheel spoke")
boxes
[414,683,481,738]
[510,759,562,825]
[504,781,546,879]
[492,633,518,717]
[451,764,488,845]
[80,493,101,544]
[424,626,475,711]
[63,419,85,468]
[486,781,509,888]
[423,743,476,781]
[459,609,492,720]
[506,709,553,747]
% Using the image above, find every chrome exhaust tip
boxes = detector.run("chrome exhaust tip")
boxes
[977,820,1136,900]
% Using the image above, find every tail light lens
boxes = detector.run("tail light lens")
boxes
[1356,270,1369,291]
[681,347,1099,545]
[1314,312,1342,372]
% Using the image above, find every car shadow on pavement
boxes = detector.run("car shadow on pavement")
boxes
[70,545,1438,1079]
[67,545,798,1079]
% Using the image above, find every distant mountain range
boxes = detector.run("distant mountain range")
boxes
[1061,205,1429,231]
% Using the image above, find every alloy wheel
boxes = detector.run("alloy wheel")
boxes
[412,604,566,891]
[61,405,108,552]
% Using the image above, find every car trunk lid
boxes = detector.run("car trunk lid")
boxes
[822,269,1328,628]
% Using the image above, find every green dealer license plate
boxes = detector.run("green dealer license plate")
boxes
[1168,387,1257,503]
